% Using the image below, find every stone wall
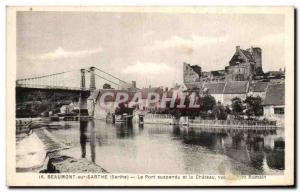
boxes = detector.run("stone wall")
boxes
[144,114,174,125]
[183,63,201,84]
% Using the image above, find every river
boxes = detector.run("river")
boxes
[45,120,284,175]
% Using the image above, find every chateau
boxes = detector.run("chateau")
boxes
[183,46,264,88]
[182,45,285,125]
[227,46,263,81]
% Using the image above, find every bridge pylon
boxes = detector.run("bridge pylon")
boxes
[89,66,96,91]
[80,68,86,90]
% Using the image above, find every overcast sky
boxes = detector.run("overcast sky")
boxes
[17,12,285,88]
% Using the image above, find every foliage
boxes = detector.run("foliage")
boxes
[103,83,112,89]
[231,97,243,115]
[200,95,216,112]
[244,96,263,116]
[212,102,227,120]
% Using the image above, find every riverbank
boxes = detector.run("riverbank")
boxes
[16,126,108,173]
[141,114,281,131]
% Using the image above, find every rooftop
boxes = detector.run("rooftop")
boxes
[240,49,255,62]
[223,81,249,94]
[263,83,285,106]
[140,87,164,99]
[249,82,269,92]
[203,82,226,94]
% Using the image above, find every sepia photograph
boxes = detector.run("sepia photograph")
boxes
[6,6,294,186]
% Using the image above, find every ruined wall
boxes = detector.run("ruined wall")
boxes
[183,63,201,84]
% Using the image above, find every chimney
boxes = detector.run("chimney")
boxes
[132,81,136,88]
[236,46,240,51]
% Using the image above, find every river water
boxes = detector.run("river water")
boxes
[46,120,284,175]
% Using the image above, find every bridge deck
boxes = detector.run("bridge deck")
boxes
[16,84,90,92]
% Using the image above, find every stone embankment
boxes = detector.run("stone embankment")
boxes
[40,153,108,173]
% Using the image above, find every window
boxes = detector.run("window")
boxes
[274,107,284,114]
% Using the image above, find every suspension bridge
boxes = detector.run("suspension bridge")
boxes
[16,66,135,118]
[16,66,132,92]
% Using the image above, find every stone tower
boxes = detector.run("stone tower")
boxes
[251,47,263,75]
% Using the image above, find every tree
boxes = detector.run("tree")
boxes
[225,105,231,114]
[103,83,112,89]
[200,95,216,112]
[244,96,263,117]
[212,101,227,120]
[231,97,243,115]
[217,102,227,120]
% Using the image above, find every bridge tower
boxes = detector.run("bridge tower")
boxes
[87,66,97,117]
[79,68,88,117]
[89,66,96,91]
[80,69,86,90]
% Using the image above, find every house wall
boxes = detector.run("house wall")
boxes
[211,94,223,103]
[223,94,247,106]
[263,105,285,127]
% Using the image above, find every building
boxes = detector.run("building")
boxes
[223,81,249,106]
[163,84,184,100]
[183,46,263,90]
[248,82,269,99]
[184,81,202,91]
[263,83,285,126]
[202,82,226,103]
[60,102,79,114]
[183,62,202,84]
[201,70,226,82]
[139,86,164,110]
[264,70,285,82]
[89,89,137,119]
[227,46,263,81]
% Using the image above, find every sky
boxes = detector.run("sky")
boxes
[17,11,285,88]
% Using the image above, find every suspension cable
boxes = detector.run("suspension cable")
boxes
[94,73,120,86]
[16,70,78,82]
[94,67,129,85]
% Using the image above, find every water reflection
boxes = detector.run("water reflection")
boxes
[50,120,285,174]
[79,120,96,162]
[115,122,134,138]
[266,150,284,170]
[90,120,96,163]
[79,121,88,158]
[176,127,284,173]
